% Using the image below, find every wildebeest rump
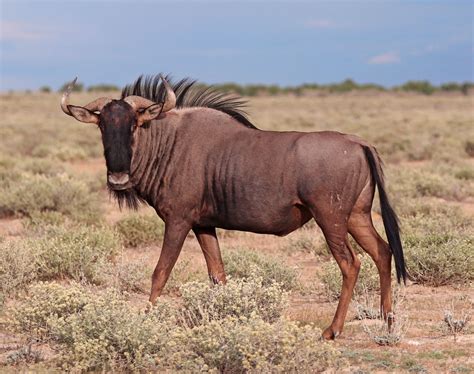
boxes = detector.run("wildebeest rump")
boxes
[61,74,407,339]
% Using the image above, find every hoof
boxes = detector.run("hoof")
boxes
[144,301,153,314]
[386,312,395,331]
[322,326,340,340]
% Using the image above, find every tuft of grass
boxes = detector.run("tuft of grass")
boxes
[163,259,205,295]
[179,277,288,325]
[442,299,471,341]
[223,248,299,291]
[284,232,329,257]
[454,167,474,180]
[10,282,95,338]
[355,304,380,320]
[402,206,473,286]
[291,235,317,253]
[443,311,470,340]
[0,172,101,223]
[10,281,337,372]
[360,289,408,346]
[464,140,474,157]
[115,213,165,247]
[180,314,339,373]
[6,345,43,365]
[0,240,37,308]
[102,256,151,293]
[17,157,67,176]
[31,224,121,283]
[389,165,473,202]
[401,359,428,373]
[24,211,68,228]
[10,282,175,371]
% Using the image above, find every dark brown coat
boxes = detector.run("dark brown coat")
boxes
[62,75,406,339]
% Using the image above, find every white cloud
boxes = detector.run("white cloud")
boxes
[0,21,51,42]
[368,51,400,65]
[305,19,335,29]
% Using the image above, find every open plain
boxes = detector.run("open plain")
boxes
[0,91,473,372]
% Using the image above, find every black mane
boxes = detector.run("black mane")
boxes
[121,74,257,129]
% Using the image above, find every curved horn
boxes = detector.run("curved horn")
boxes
[83,97,112,112]
[124,74,176,113]
[60,77,77,115]
[123,95,155,112]
[61,77,111,116]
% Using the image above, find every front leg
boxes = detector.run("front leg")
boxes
[193,227,227,284]
[149,220,191,304]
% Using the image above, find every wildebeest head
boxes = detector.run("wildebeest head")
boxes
[61,75,176,191]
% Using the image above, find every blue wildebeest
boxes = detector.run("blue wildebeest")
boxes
[61,74,406,339]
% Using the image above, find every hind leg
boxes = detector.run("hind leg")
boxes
[349,203,393,321]
[318,222,361,339]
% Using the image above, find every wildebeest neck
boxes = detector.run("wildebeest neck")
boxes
[130,114,178,207]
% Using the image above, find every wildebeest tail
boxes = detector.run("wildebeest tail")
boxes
[363,146,407,284]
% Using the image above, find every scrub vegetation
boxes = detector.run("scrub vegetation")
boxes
[0,90,472,372]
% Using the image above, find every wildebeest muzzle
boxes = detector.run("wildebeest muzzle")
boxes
[107,172,131,190]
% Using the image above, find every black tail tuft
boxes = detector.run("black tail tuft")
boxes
[363,146,407,284]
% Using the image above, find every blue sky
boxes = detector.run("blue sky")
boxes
[1,1,472,90]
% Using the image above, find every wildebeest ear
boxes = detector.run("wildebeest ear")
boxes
[137,103,163,126]
[67,105,99,125]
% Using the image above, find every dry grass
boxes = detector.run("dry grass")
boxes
[1,92,473,372]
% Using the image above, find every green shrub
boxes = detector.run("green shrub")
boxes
[102,256,151,293]
[32,224,121,283]
[115,213,165,247]
[0,172,101,223]
[11,282,94,338]
[454,167,474,180]
[179,315,339,372]
[396,198,459,219]
[6,345,43,365]
[17,157,66,176]
[179,277,288,324]
[58,81,84,92]
[382,202,474,286]
[87,84,120,92]
[39,86,51,93]
[48,291,175,371]
[164,259,205,295]
[327,78,358,93]
[286,232,330,257]
[440,82,463,92]
[11,283,175,371]
[24,211,68,228]
[30,144,88,161]
[321,256,380,301]
[402,207,473,286]
[223,249,299,291]
[464,141,474,157]
[398,80,436,95]
[10,282,337,372]
[0,240,37,307]
[389,166,473,202]
[291,235,317,252]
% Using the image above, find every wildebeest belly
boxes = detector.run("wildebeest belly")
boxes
[199,133,312,235]
[201,200,313,236]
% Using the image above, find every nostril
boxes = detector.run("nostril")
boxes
[108,173,130,185]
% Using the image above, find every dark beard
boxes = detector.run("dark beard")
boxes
[108,186,146,210]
